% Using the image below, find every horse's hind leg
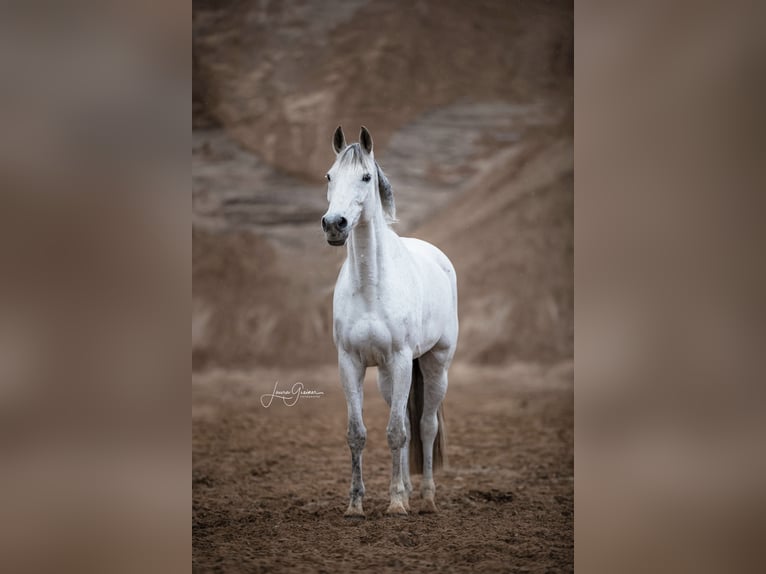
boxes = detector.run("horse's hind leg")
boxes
[339,351,367,518]
[402,416,413,509]
[417,348,450,513]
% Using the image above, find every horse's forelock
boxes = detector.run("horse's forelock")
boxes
[337,143,367,170]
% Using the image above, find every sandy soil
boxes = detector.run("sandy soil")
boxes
[193,362,573,572]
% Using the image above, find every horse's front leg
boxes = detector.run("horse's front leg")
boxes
[377,368,413,511]
[379,350,413,516]
[339,351,367,518]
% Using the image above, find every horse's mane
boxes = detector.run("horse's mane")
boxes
[338,144,396,224]
[375,161,396,224]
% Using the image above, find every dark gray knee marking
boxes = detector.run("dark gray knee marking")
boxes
[347,422,367,451]
[387,419,407,450]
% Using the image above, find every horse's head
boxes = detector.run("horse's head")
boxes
[321,126,394,246]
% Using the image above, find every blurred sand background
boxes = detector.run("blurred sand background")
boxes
[3,1,761,572]
[192,0,573,371]
[2,1,764,572]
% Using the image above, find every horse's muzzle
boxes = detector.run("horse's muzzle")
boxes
[322,214,349,246]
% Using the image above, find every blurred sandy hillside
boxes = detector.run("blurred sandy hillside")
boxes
[193,0,573,370]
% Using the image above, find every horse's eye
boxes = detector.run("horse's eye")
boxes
[362,173,371,182]
[326,174,331,182]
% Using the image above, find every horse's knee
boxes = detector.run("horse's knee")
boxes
[386,419,407,450]
[347,423,366,451]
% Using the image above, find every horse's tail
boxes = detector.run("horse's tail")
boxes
[408,358,446,475]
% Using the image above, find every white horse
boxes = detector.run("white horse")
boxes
[321,126,458,517]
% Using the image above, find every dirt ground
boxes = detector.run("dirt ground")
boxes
[192,362,573,572]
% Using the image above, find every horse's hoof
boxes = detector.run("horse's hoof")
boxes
[344,502,365,519]
[420,498,438,514]
[385,502,408,516]
[403,499,411,512]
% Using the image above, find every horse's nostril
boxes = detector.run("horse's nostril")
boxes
[338,217,348,229]
[321,216,328,231]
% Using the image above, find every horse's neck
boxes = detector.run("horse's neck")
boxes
[347,208,395,298]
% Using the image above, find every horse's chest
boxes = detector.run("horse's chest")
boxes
[350,315,393,351]
[335,306,410,364]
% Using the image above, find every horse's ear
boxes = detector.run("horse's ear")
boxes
[360,126,373,155]
[332,126,346,154]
